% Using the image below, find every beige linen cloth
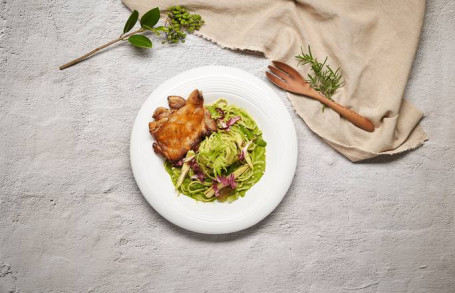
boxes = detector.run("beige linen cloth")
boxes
[123,0,427,162]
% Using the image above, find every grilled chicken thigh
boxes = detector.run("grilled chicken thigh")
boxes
[149,89,217,161]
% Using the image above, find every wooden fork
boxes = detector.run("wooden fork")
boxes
[266,61,375,132]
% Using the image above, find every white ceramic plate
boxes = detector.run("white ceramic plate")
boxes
[130,66,297,234]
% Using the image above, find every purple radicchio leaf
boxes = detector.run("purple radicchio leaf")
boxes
[212,184,220,197]
[238,140,252,161]
[215,107,225,120]
[188,158,205,182]
[218,116,241,131]
[215,173,237,189]
[173,158,184,167]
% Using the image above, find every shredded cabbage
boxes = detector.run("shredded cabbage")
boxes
[164,99,266,203]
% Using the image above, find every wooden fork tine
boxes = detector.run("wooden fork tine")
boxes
[272,60,303,80]
[265,71,288,90]
[268,65,289,81]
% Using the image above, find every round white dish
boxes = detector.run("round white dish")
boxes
[130,66,297,234]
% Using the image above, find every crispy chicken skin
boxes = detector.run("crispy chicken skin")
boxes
[152,107,170,121]
[149,89,217,161]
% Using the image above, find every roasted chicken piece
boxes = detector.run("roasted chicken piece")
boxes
[149,89,217,161]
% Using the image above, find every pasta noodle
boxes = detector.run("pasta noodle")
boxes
[164,99,266,203]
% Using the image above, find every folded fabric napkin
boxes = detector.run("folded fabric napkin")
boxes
[123,0,427,162]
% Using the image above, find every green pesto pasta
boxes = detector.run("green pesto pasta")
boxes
[164,99,266,203]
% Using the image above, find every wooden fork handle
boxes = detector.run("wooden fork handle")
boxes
[312,92,375,132]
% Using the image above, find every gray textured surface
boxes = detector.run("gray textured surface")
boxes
[0,0,454,292]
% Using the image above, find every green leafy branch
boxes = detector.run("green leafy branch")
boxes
[295,46,344,111]
[59,6,204,70]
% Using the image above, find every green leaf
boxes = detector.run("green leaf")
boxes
[123,10,139,34]
[128,35,153,48]
[153,26,166,31]
[151,26,166,36]
[140,7,160,30]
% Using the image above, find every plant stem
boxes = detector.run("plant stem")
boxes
[59,28,144,70]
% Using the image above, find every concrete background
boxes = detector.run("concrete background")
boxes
[0,0,454,292]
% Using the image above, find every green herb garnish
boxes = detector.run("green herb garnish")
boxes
[295,46,344,111]
[162,6,205,44]
[59,6,204,70]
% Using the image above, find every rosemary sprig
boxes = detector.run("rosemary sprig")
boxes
[295,46,344,111]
